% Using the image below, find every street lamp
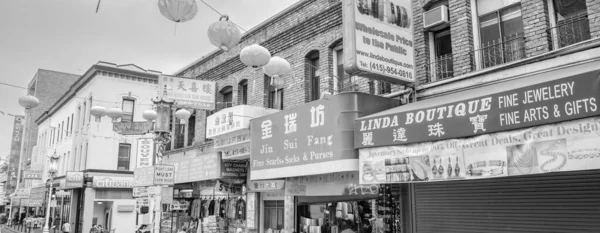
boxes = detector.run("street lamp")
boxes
[42,151,60,233]
[151,96,174,165]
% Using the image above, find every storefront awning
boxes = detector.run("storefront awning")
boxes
[355,62,600,148]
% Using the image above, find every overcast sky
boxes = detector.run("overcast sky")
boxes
[0,0,298,159]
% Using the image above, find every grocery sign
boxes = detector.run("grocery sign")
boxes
[343,0,415,84]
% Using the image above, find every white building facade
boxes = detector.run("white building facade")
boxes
[33,62,160,233]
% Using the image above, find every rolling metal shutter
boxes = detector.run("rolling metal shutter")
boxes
[413,170,600,233]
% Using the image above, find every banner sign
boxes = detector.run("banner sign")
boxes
[159,75,216,110]
[220,161,247,179]
[285,172,378,196]
[355,70,600,148]
[136,138,154,168]
[358,116,600,184]
[247,180,285,192]
[343,0,415,84]
[162,152,220,183]
[113,122,153,135]
[92,176,134,188]
[23,170,43,180]
[66,172,84,188]
[13,189,30,198]
[7,115,24,194]
[250,93,398,180]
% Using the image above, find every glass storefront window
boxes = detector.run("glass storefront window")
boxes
[264,200,284,232]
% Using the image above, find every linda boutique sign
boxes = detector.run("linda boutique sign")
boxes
[207,105,278,160]
[355,70,600,148]
[343,0,415,84]
[250,93,398,180]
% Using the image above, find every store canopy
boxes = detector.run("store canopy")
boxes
[354,62,600,149]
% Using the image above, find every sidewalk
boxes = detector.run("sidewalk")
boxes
[1,225,44,233]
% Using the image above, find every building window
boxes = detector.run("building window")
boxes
[117,143,131,170]
[82,102,87,126]
[173,108,185,150]
[427,27,454,82]
[88,96,93,123]
[379,81,392,95]
[333,46,352,92]
[122,99,135,123]
[266,76,284,110]
[239,80,248,105]
[306,51,320,101]
[187,110,196,146]
[549,0,590,48]
[264,200,284,231]
[70,113,74,134]
[477,0,525,68]
[220,86,233,109]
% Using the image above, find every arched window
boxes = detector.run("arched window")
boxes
[238,79,248,105]
[220,85,233,108]
[305,50,320,101]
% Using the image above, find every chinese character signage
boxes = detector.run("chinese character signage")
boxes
[355,70,600,148]
[136,138,154,168]
[159,75,216,110]
[162,152,221,183]
[247,180,285,192]
[66,172,84,188]
[250,93,398,180]
[359,116,600,184]
[343,0,415,84]
[207,105,278,139]
[6,115,24,194]
[92,176,134,188]
[113,122,153,135]
[23,170,42,180]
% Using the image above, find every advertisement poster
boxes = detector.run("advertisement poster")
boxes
[250,93,398,180]
[159,75,216,110]
[344,0,415,84]
[355,70,600,148]
[359,116,600,184]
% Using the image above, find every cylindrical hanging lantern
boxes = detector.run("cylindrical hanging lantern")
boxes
[90,106,107,122]
[175,109,191,124]
[142,110,158,122]
[106,108,123,122]
[240,44,271,68]
[18,95,40,109]
[208,15,242,51]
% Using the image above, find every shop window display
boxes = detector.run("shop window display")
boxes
[164,195,247,233]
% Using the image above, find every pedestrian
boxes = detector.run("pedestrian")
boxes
[98,225,105,233]
[62,221,71,233]
[91,224,98,233]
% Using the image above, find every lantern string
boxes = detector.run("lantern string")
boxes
[0,81,28,90]
[198,0,247,32]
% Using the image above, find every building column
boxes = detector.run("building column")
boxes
[82,188,95,233]
[449,0,475,76]
[523,0,552,57]
[586,0,600,39]
[284,195,295,233]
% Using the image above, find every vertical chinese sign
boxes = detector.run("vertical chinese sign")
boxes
[7,115,24,194]
[158,75,216,110]
[136,138,154,168]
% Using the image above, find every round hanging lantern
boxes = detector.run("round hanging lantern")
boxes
[158,0,198,23]
[263,56,291,78]
[142,110,158,122]
[106,108,123,122]
[175,109,191,124]
[208,15,242,51]
[240,44,271,68]
[90,106,107,122]
[18,95,40,109]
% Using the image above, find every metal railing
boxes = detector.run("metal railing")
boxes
[476,33,526,69]
[548,12,591,49]
[426,53,454,82]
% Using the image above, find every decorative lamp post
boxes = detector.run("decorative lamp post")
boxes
[175,109,191,124]
[90,106,107,122]
[240,44,271,68]
[42,151,60,233]
[208,15,242,51]
[151,97,174,163]
[106,108,123,122]
[142,109,158,122]
[18,95,40,109]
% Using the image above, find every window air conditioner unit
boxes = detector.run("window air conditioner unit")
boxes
[423,5,449,31]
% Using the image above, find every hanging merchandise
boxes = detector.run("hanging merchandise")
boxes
[208,15,242,51]
[90,106,107,122]
[143,109,158,122]
[158,0,199,23]
[106,108,123,122]
[239,44,271,68]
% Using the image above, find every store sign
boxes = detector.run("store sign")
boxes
[356,70,600,148]
[285,172,378,196]
[7,115,24,194]
[113,122,153,135]
[12,189,30,198]
[207,105,278,139]
[133,187,149,197]
[247,180,285,192]
[170,200,189,210]
[359,116,600,184]
[343,0,415,84]
[250,93,398,180]
[136,138,154,168]
[216,181,243,195]
[162,152,220,183]
[214,132,250,149]
[220,161,247,179]
[221,143,251,160]
[66,172,84,188]
[159,75,216,110]
[92,176,134,188]
[56,190,70,197]
[23,170,42,180]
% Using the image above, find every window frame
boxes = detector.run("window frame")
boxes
[121,98,136,123]
[117,143,131,171]
[239,80,248,105]
[332,44,351,93]
[306,51,320,101]
[220,86,234,109]
[266,76,284,110]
